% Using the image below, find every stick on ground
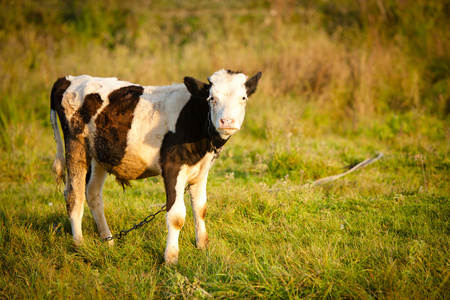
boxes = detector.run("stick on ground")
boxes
[269,152,384,192]
[303,152,384,187]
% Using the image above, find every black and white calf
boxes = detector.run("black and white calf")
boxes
[50,69,262,264]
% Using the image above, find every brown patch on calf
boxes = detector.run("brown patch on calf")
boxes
[171,216,185,231]
[51,77,72,133]
[111,151,158,184]
[94,85,144,167]
[200,204,207,220]
[64,138,90,215]
[226,69,243,75]
[64,182,74,214]
[78,93,103,123]
[71,93,103,136]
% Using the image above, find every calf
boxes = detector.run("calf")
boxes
[50,69,262,264]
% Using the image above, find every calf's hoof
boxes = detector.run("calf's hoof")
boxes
[165,248,179,265]
[196,236,209,250]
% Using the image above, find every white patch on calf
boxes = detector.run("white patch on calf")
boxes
[185,152,215,184]
[124,84,192,177]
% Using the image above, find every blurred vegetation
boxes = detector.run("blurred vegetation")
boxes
[1,0,449,128]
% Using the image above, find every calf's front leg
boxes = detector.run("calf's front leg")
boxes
[189,172,209,249]
[163,165,188,265]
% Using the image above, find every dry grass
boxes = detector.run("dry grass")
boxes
[1,0,449,130]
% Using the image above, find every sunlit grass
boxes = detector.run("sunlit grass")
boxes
[1,117,449,298]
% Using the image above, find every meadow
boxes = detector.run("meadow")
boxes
[1,0,449,298]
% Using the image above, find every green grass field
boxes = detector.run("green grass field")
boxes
[1,0,449,298]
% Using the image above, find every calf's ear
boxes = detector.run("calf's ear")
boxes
[184,77,210,98]
[245,71,262,97]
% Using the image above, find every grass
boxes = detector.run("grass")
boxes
[1,127,449,298]
[1,0,450,298]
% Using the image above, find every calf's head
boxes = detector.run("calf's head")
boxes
[184,69,262,139]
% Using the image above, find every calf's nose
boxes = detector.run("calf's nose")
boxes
[219,118,236,129]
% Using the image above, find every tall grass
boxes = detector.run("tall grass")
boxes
[1,0,449,298]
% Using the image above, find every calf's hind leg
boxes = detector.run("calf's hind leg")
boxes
[64,140,89,245]
[86,160,113,245]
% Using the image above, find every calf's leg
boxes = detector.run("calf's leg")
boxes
[86,160,113,245]
[189,172,209,249]
[64,140,89,245]
[163,165,188,264]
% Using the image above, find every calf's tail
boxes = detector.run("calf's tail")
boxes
[50,77,70,185]
[51,109,66,185]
